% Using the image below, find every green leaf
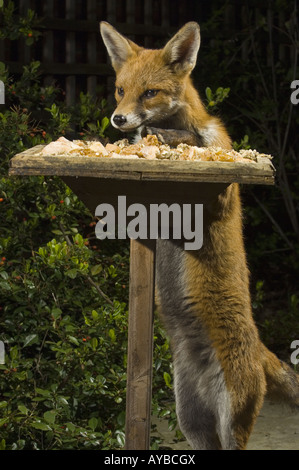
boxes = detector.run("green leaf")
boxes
[88,417,98,431]
[57,397,68,405]
[101,116,110,132]
[163,372,172,388]
[68,335,79,346]
[116,410,125,427]
[116,431,125,447]
[205,86,212,101]
[15,370,27,381]
[51,383,58,393]
[91,264,102,276]
[65,269,77,279]
[0,281,10,291]
[51,307,62,319]
[35,388,51,397]
[43,410,56,424]
[91,337,98,350]
[31,421,52,431]
[66,422,76,432]
[84,314,92,326]
[0,417,8,427]
[108,329,116,343]
[23,333,39,347]
[91,310,99,320]
[26,37,34,46]
[18,404,29,415]
[10,346,19,360]
[159,409,170,418]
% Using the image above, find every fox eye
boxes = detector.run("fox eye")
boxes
[143,89,159,99]
[117,87,124,97]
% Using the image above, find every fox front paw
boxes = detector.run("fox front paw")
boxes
[142,127,201,147]
[142,127,167,144]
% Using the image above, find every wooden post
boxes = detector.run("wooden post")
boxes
[125,238,156,450]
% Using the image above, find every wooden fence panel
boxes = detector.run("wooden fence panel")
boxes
[0,0,293,105]
[42,0,55,88]
[87,0,98,99]
[65,0,76,106]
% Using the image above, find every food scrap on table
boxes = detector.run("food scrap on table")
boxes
[40,135,272,163]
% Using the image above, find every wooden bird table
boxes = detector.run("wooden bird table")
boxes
[9,147,275,450]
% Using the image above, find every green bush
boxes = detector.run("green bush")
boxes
[0,2,173,449]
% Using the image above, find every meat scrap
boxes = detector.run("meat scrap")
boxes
[40,136,82,155]
[40,135,272,163]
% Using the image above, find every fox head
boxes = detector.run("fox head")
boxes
[100,22,201,132]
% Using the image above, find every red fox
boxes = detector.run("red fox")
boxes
[100,21,299,450]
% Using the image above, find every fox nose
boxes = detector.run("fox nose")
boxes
[113,114,127,127]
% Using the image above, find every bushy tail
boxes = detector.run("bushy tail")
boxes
[262,344,299,408]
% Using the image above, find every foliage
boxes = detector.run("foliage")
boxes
[0,0,41,45]
[0,3,173,450]
[205,86,230,110]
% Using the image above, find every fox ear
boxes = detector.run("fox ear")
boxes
[163,22,200,73]
[100,22,142,72]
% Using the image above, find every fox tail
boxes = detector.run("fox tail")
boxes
[262,343,299,408]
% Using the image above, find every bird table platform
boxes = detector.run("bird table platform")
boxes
[9,143,275,450]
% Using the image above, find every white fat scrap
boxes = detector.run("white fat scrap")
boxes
[41,137,82,155]
[87,141,108,155]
